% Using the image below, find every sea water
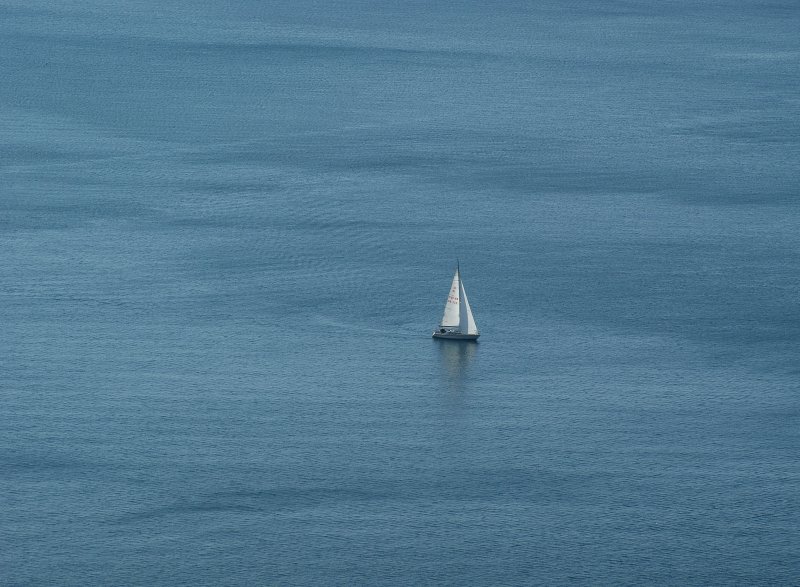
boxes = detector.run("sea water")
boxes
[2,1,799,584]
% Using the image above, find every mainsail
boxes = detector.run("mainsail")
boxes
[440,270,461,327]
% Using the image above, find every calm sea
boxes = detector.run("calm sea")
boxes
[2,1,799,584]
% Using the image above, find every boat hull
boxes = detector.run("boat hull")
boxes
[432,331,479,341]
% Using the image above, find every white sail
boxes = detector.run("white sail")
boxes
[433,264,480,340]
[458,276,468,332]
[440,270,460,327]
[458,277,478,335]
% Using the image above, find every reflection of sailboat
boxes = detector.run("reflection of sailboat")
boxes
[432,263,479,340]
[437,338,477,380]
[435,335,477,396]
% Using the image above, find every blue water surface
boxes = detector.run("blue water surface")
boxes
[2,1,799,585]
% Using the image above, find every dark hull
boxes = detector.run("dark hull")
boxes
[432,332,479,341]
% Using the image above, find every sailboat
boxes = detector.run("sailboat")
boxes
[432,263,480,341]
